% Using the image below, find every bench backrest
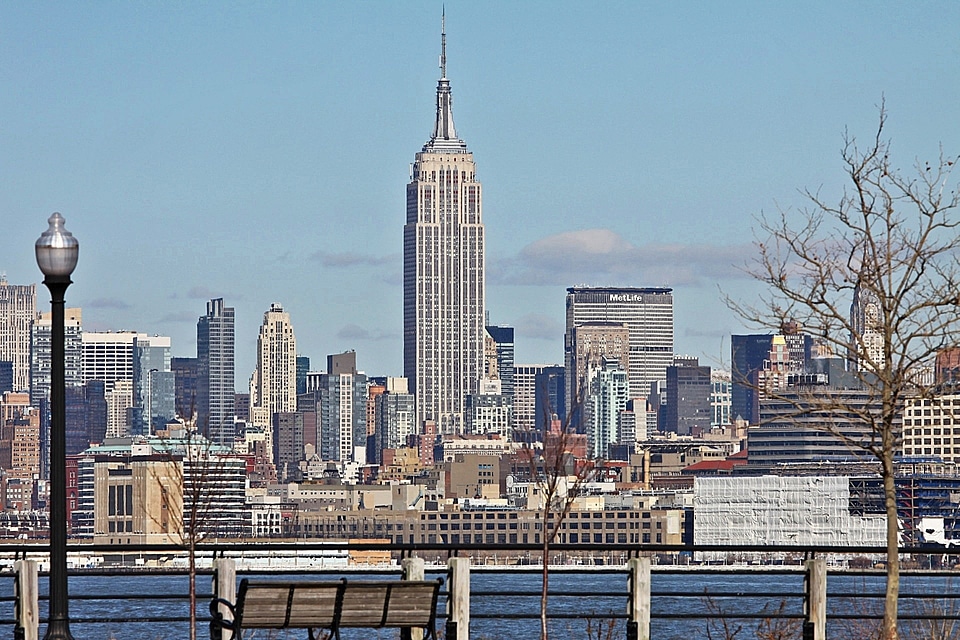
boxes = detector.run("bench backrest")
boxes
[337,581,440,628]
[234,581,339,629]
[234,579,442,631]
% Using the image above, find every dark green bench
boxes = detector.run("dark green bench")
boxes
[210,577,443,640]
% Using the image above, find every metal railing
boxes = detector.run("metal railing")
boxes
[1,542,959,639]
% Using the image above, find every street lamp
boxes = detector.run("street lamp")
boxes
[36,212,78,640]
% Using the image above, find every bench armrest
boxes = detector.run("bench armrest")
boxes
[209,597,238,640]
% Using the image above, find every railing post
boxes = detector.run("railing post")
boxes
[446,557,470,640]
[804,558,826,640]
[14,559,38,640]
[211,558,236,640]
[627,557,650,640]
[402,557,426,640]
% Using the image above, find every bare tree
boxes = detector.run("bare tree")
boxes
[153,422,240,640]
[729,104,960,639]
[516,392,601,640]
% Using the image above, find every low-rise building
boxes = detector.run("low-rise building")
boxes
[287,505,688,547]
[694,475,886,549]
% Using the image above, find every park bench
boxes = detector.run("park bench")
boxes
[209,577,443,640]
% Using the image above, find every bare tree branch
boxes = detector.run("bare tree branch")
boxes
[727,104,960,640]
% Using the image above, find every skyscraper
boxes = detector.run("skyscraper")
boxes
[171,357,199,420]
[306,356,368,464]
[197,298,236,445]
[850,282,884,373]
[82,331,145,438]
[710,369,732,428]
[730,334,774,425]
[81,331,139,385]
[0,277,36,393]
[374,377,415,463]
[296,355,310,396]
[664,356,712,436]
[566,322,630,427]
[484,325,515,397]
[404,15,485,434]
[584,358,630,459]
[513,364,564,436]
[564,288,674,422]
[250,303,297,461]
[30,307,82,421]
[132,335,174,435]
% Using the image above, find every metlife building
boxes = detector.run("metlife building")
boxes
[564,287,674,420]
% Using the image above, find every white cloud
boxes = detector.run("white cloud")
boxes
[514,313,564,341]
[490,228,752,287]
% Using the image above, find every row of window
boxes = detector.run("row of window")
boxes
[902,448,956,457]
[417,510,647,520]
[380,532,665,545]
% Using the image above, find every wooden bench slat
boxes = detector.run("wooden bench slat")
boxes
[236,586,294,628]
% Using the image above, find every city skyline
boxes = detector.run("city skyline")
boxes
[3,3,959,381]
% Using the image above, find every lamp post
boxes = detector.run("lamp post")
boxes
[36,212,78,640]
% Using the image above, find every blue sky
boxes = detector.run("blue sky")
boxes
[2,2,959,382]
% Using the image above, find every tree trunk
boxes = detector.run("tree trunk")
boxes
[189,537,197,640]
[541,527,549,640]
[882,454,899,640]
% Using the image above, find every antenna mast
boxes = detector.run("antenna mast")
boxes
[440,7,447,79]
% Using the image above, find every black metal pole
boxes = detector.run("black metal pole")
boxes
[43,275,74,640]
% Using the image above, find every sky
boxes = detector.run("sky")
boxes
[2,2,959,383]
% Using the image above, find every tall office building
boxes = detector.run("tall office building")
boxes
[584,358,630,459]
[0,362,12,394]
[564,287,674,421]
[82,331,139,385]
[566,322,630,426]
[249,304,297,453]
[296,356,310,396]
[664,356,712,436]
[82,331,146,437]
[104,380,134,438]
[132,335,173,436]
[374,377,415,463]
[710,369,732,428]
[730,334,774,425]
[65,380,106,454]
[171,357,199,420]
[465,378,512,439]
[366,377,387,454]
[30,308,83,406]
[513,364,564,435]
[0,277,36,393]
[273,412,304,482]
[484,325,515,397]
[403,16,485,434]
[197,298,236,445]
[306,361,368,464]
[850,282,884,373]
[0,392,41,481]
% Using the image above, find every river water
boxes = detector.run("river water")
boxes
[3,569,956,639]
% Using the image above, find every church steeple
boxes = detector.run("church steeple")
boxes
[426,9,466,152]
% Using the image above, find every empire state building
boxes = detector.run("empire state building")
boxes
[404,16,484,433]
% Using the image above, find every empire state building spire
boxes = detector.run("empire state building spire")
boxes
[426,9,466,151]
[405,10,485,434]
